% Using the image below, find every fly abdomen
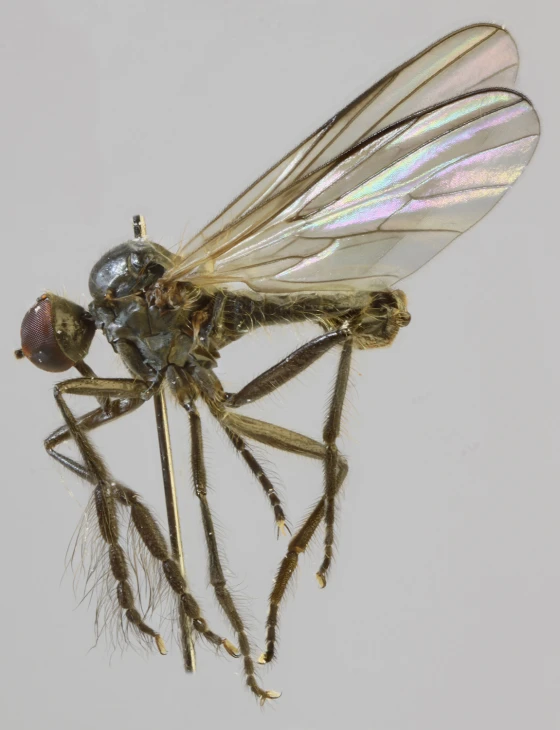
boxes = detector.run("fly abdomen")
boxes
[212,289,409,350]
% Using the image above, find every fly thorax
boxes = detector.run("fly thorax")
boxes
[146,280,201,310]
[88,240,176,301]
[89,295,195,373]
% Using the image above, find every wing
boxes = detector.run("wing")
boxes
[165,23,521,282]
[165,89,539,292]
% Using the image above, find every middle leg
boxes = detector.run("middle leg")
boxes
[192,355,354,665]
[180,394,280,704]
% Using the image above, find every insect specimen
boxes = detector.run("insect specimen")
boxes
[16,23,539,702]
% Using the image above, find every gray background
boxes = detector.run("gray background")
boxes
[2,1,558,728]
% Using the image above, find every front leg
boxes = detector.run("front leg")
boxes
[50,376,238,666]
[47,380,198,671]
[45,389,144,478]
[188,407,280,699]
[52,377,166,655]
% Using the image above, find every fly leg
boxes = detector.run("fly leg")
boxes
[52,377,165,654]
[188,351,353,665]
[224,330,352,581]
[170,369,280,703]
[47,378,200,670]
[206,407,348,665]
[225,329,348,408]
[222,427,289,536]
[221,331,354,626]
[223,328,350,539]
[45,388,143,475]
[316,339,352,588]
[174,362,292,534]
[50,377,237,665]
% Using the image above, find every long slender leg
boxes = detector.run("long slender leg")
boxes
[226,328,348,408]
[167,365,291,535]
[224,330,353,582]
[263,469,350,665]
[222,426,288,535]
[219,411,328,459]
[96,480,167,653]
[205,406,349,665]
[114,484,239,657]
[227,410,350,665]
[223,330,354,559]
[51,377,238,660]
[48,380,193,659]
[194,355,355,664]
[316,339,352,588]
[181,396,280,703]
[154,390,196,672]
[46,399,143,464]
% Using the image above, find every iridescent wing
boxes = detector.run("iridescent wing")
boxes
[165,89,538,291]
[163,24,538,291]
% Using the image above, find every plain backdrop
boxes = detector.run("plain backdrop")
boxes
[2,1,558,729]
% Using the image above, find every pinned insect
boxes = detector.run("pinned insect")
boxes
[16,24,539,702]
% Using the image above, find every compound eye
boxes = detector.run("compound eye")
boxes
[20,295,73,371]
[19,294,95,372]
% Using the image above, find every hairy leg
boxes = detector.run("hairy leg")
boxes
[205,406,349,665]
[50,377,236,664]
[188,354,354,665]
[168,366,280,703]
[222,425,289,535]
[222,330,353,583]
[225,329,348,408]
[316,339,352,587]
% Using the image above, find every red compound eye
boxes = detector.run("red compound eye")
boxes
[19,294,95,372]
[20,296,73,372]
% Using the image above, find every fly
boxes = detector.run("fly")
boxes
[15,23,539,703]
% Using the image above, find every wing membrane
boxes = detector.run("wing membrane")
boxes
[167,89,539,292]
[168,23,520,279]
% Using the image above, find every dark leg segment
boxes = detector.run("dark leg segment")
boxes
[94,482,166,653]
[183,397,280,704]
[222,426,288,535]
[175,365,292,536]
[46,398,143,467]
[225,328,348,408]
[114,484,239,656]
[316,339,353,588]
[259,462,348,665]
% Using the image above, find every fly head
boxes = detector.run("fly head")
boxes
[16,293,96,372]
